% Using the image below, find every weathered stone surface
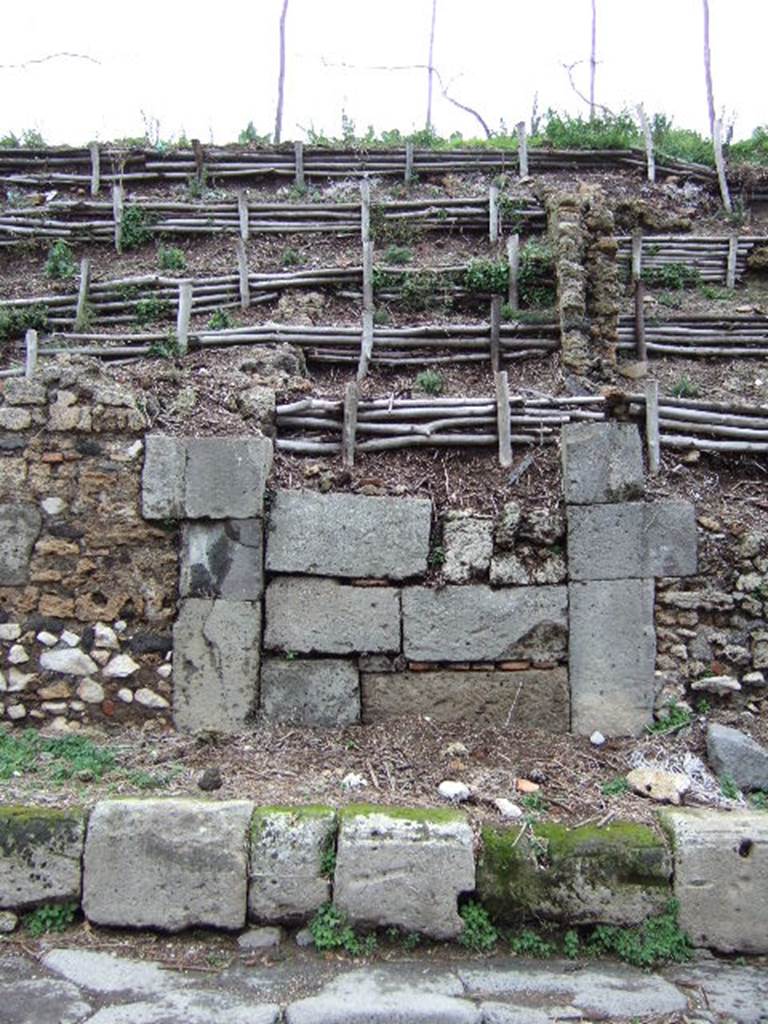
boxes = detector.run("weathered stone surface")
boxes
[561,421,644,504]
[141,435,185,520]
[0,807,85,909]
[261,658,360,727]
[265,578,400,655]
[627,767,691,805]
[334,808,475,939]
[402,586,567,662]
[661,808,768,953]
[180,519,263,600]
[173,600,261,733]
[249,807,336,923]
[569,579,656,736]
[83,799,254,931]
[85,992,280,1024]
[362,669,569,731]
[441,513,493,583]
[40,647,99,676]
[265,490,432,580]
[42,947,184,995]
[668,961,768,1024]
[706,723,768,791]
[185,437,272,520]
[567,501,697,581]
[2,378,47,405]
[0,502,42,585]
[237,926,283,949]
[0,975,92,1024]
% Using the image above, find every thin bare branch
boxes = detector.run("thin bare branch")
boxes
[562,60,614,117]
[589,0,597,120]
[274,0,290,145]
[426,0,438,132]
[0,52,100,70]
[702,0,716,140]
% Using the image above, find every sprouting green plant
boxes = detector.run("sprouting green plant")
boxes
[428,545,446,569]
[749,790,768,809]
[0,729,116,782]
[238,121,269,145]
[414,369,443,395]
[719,773,741,801]
[309,903,375,956]
[0,303,49,343]
[641,263,701,290]
[601,776,630,797]
[402,931,421,951]
[646,702,692,735]
[135,296,172,326]
[695,698,711,715]
[44,240,76,280]
[563,929,580,959]
[458,900,498,952]
[282,247,301,267]
[518,240,555,308]
[657,289,684,309]
[464,258,509,295]
[373,307,391,325]
[520,793,546,814]
[123,768,177,790]
[382,245,412,265]
[157,246,187,271]
[120,205,153,249]
[186,168,208,200]
[149,332,182,359]
[671,375,700,399]
[24,901,77,937]
[208,309,232,330]
[320,835,336,879]
[585,899,692,968]
[508,928,554,958]
[699,284,730,301]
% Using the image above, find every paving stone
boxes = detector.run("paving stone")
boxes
[361,669,569,731]
[0,502,42,586]
[706,722,768,791]
[180,519,264,600]
[0,977,92,1024]
[264,578,400,655]
[260,658,360,727]
[42,948,186,995]
[561,421,644,504]
[569,579,656,736]
[173,599,261,733]
[82,799,254,931]
[334,808,475,940]
[141,435,186,520]
[660,808,768,953]
[265,490,431,580]
[0,806,85,909]
[184,437,273,519]
[249,807,336,924]
[82,992,280,1024]
[441,513,493,583]
[402,586,567,663]
[480,1005,563,1024]
[668,961,768,1024]
[567,500,697,581]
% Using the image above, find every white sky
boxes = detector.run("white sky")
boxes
[1,1,765,145]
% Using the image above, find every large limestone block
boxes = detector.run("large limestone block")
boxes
[569,579,656,736]
[264,578,400,654]
[661,809,768,953]
[334,808,475,939]
[0,807,85,909]
[173,599,261,733]
[185,437,272,519]
[0,502,42,585]
[83,799,253,931]
[180,519,263,600]
[402,586,567,662]
[568,501,697,581]
[261,657,360,726]
[362,669,568,731]
[141,435,186,520]
[249,807,336,923]
[562,421,644,504]
[265,490,431,579]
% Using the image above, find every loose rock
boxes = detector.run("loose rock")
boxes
[627,767,691,805]
[438,780,471,802]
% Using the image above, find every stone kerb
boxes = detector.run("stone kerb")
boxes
[0,807,85,910]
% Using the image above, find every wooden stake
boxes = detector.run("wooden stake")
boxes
[176,280,192,355]
[89,142,101,196]
[357,310,374,382]
[507,233,520,309]
[294,141,305,190]
[112,184,124,254]
[192,138,205,185]
[637,104,655,183]
[645,379,660,474]
[405,141,414,184]
[490,295,501,372]
[726,233,738,289]
[517,121,529,178]
[362,240,374,312]
[634,279,647,362]
[495,370,512,467]
[631,229,643,282]
[342,381,359,467]
[237,191,250,241]
[360,178,371,242]
[713,117,732,213]
[235,239,250,309]
[75,257,91,329]
[489,184,499,244]
[24,329,38,378]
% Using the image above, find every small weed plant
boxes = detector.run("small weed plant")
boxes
[44,240,76,280]
[309,903,376,956]
[749,790,768,809]
[719,773,741,801]
[458,900,498,952]
[508,928,554,957]
[0,729,116,782]
[135,296,171,326]
[518,241,555,308]
[238,121,269,145]
[120,205,153,249]
[149,333,182,359]
[414,369,443,395]
[428,544,446,569]
[647,703,692,736]
[0,303,49,343]
[208,309,232,330]
[671,375,700,399]
[320,835,336,879]
[157,246,186,271]
[382,244,413,265]
[24,901,77,937]
[601,776,630,797]
[372,307,391,325]
[642,263,701,290]
[464,258,509,295]
[282,247,301,267]
[563,929,580,959]
[586,900,692,968]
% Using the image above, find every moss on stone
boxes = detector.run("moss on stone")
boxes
[250,805,336,838]
[340,804,465,825]
[0,805,84,858]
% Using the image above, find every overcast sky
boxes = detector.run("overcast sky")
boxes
[1,1,765,146]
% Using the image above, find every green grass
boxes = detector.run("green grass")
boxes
[671,375,700,399]
[0,729,116,782]
[601,776,630,797]
[0,303,49,344]
[459,900,498,952]
[414,369,443,395]
[646,703,692,735]
[157,246,186,271]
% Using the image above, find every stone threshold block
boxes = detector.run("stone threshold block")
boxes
[265,489,432,580]
[142,434,273,520]
[264,577,400,655]
[362,668,569,732]
[83,799,254,931]
[173,599,261,733]
[0,806,85,910]
[402,585,567,663]
[478,821,672,927]
[249,807,337,924]
[180,519,263,600]
[562,421,644,505]
[660,808,768,954]
[567,500,697,581]
[333,806,475,940]
[570,579,656,737]
[261,657,360,726]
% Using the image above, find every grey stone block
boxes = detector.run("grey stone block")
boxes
[83,799,253,931]
[569,579,656,736]
[180,519,263,599]
[402,586,567,662]
[706,723,768,792]
[567,501,697,581]
[441,513,493,583]
[261,658,360,726]
[0,502,42,586]
[184,437,273,519]
[173,599,261,733]
[362,669,569,731]
[141,435,185,520]
[334,808,475,940]
[562,421,644,504]
[0,807,84,910]
[249,807,336,923]
[661,808,768,953]
[265,490,432,579]
[264,578,400,655]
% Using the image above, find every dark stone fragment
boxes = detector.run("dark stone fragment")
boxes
[76,439,102,456]
[128,632,173,655]
[197,767,223,791]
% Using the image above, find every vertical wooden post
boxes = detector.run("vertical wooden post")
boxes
[358,178,374,380]
[75,257,91,329]
[490,295,502,372]
[24,329,38,379]
[632,230,647,362]
[294,141,305,190]
[517,121,529,178]
[405,141,414,184]
[112,184,124,254]
[237,191,250,241]
[176,280,192,355]
[645,379,661,475]
[192,138,205,185]
[342,381,359,467]
[637,104,655,183]
[489,184,499,244]
[89,142,101,197]
[631,230,643,282]
[507,233,520,310]
[357,310,374,382]
[235,239,251,310]
[713,117,732,213]
[726,233,738,289]
[495,370,512,468]
[360,177,371,242]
